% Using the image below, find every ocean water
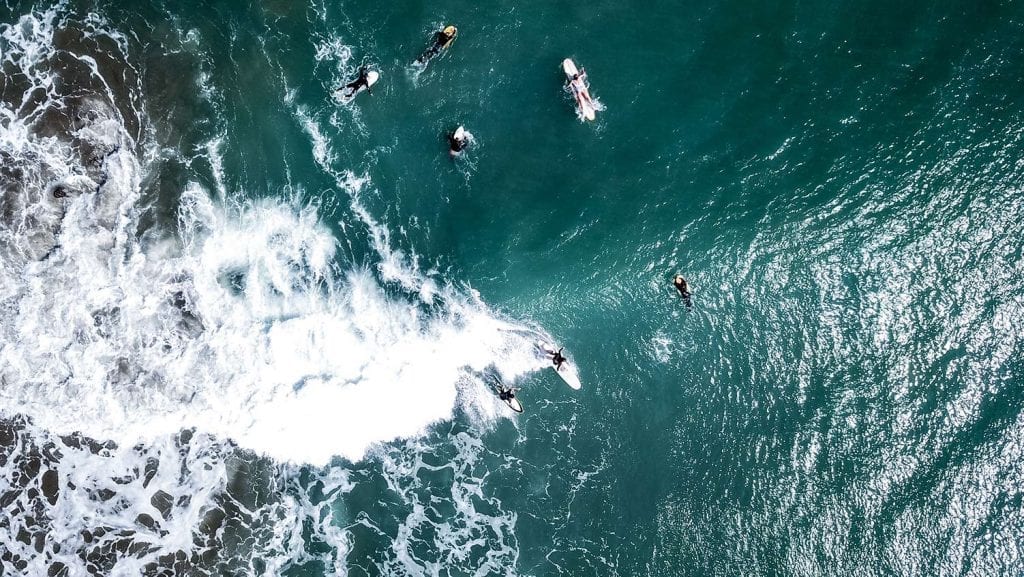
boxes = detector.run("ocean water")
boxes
[1,0,1022,575]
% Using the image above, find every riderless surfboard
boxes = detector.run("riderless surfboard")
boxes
[538,341,583,390]
[562,58,596,121]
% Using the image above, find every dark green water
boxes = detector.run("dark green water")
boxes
[2,0,1023,575]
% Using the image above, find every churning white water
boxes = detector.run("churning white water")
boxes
[0,2,549,469]
[0,4,557,574]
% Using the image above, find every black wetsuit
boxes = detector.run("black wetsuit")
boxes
[434,31,455,51]
[551,348,567,370]
[498,388,515,401]
[343,68,371,96]
[419,31,453,62]
[674,278,693,308]
[448,132,467,153]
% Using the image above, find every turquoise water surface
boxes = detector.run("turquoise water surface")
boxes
[1,0,1022,575]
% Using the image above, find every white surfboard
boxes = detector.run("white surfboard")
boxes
[562,58,596,121]
[538,342,582,390]
[503,396,524,413]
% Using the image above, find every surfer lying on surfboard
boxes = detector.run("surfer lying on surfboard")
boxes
[336,66,378,99]
[568,69,594,107]
[673,274,693,308]
[448,126,469,156]
[562,58,596,121]
[417,25,457,65]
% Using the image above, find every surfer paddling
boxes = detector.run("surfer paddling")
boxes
[562,58,596,121]
[568,69,593,107]
[673,274,692,308]
[336,66,379,100]
[417,25,457,65]
[448,126,469,156]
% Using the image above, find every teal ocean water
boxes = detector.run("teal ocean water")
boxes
[2,0,1023,575]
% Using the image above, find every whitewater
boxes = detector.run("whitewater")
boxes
[7,0,1023,575]
[0,3,548,574]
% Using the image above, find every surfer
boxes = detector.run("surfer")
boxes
[497,385,518,403]
[337,66,374,98]
[494,382,524,412]
[673,274,693,308]
[568,68,593,106]
[417,25,457,64]
[550,348,567,370]
[448,126,468,156]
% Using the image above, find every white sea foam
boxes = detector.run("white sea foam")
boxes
[0,5,550,574]
[1,1,550,470]
[364,433,520,575]
[4,167,545,465]
[0,421,230,575]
